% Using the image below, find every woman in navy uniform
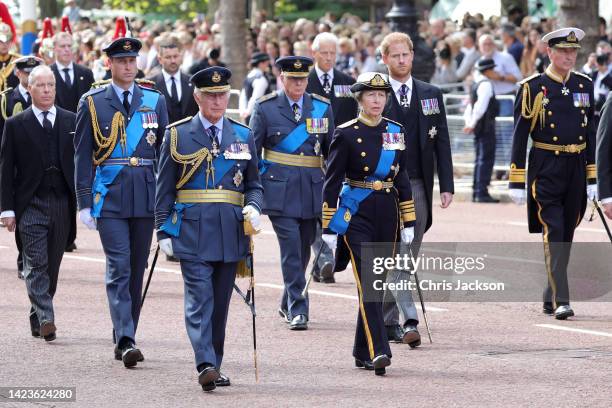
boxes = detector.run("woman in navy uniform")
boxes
[321,72,415,375]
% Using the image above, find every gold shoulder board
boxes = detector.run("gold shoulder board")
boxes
[257,92,277,103]
[572,71,593,82]
[311,93,331,104]
[338,118,358,128]
[166,116,192,129]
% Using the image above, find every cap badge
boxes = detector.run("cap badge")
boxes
[294,60,303,69]
[370,74,385,87]
[123,41,132,50]
[567,31,577,43]
[211,71,221,83]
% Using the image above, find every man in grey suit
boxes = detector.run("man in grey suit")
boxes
[250,56,335,330]
[597,93,612,219]
[155,67,263,391]
[0,65,77,341]
[74,37,168,367]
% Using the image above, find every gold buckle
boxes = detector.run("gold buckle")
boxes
[129,157,139,166]
[566,144,577,153]
[372,180,383,191]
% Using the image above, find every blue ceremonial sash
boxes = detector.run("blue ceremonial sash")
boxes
[328,121,399,235]
[91,90,159,218]
[160,120,249,237]
[259,98,327,175]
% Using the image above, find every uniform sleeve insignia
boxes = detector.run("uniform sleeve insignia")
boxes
[338,118,358,128]
[165,116,192,129]
[572,71,593,82]
[257,92,277,103]
[518,73,541,85]
[311,93,331,104]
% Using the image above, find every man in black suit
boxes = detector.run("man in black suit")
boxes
[380,32,454,346]
[597,93,612,220]
[0,65,77,341]
[305,32,359,283]
[148,35,198,125]
[50,32,94,113]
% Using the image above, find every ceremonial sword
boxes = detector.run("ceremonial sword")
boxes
[407,243,433,344]
[141,244,160,308]
[301,240,326,298]
[593,199,612,244]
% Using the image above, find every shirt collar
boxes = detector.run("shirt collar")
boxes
[315,64,334,81]
[111,81,135,98]
[198,112,224,132]
[285,94,303,109]
[18,84,28,98]
[32,104,57,118]
[389,75,413,94]
[545,65,571,84]
[162,69,180,82]
[56,61,74,71]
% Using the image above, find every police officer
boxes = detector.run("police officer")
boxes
[249,56,335,330]
[509,28,597,320]
[74,37,168,367]
[155,67,263,391]
[321,72,415,375]
[463,57,500,203]
[239,52,270,124]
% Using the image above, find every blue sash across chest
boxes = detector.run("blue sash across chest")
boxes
[328,121,399,235]
[91,90,159,218]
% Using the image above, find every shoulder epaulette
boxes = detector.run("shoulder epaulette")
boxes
[82,86,105,98]
[519,73,540,85]
[227,116,251,130]
[257,92,277,103]
[311,93,331,104]
[573,71,593,82]
[166,116,192,129]
[383,117,402,127]
[136,79,160,92]
[90,79,111,89]
[338,118,358,128]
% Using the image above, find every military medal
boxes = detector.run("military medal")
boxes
[314,139,321,155]
[211,141,220,157]
[233,169,243,187]
[420,98,440,115]
[428,126,438,139]
[334,85,352,97]
[323,83,332,94]
[561,86,570,96]
[573,92,590,108]
[223,142,252,160]
[306,118,329,134]
[382,132,406,150]
[142,111,158,146]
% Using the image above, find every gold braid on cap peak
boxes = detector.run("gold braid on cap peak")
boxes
[88,95,127,165]
[170,126,214,189]
[521,82,546,132]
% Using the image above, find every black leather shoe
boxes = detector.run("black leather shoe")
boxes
[402,324,421,348]
[473,195,500,203]
[65,242,77,252]
[121,345,144,368]
[372,354,391,376]
[17,269,24,280]
[289,314,308,330]
[278,308,290,323]
[542,303,554,315]
[319,262,335,283]
[354,358,374,370]
[40,321,56,342]
[215,373,231,386]
[198,366,220,392]
[31,329,40,338]
[554,305,574,320]
[115,346,144,362]
[386,324,403,343]
[166,255,180,262]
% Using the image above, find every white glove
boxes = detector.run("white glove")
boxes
[78,208,96,230]
[587,184,598,201]
[401,227,414,244]
[322,233,337,252]
[509,189,527,205]
[159,238,173,257]
[242,204,262,231]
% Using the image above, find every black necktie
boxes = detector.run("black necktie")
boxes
[25,92,30,105]
[292,103,301,121]
[62,68,72,87]
[170,76,179,104]
[322,73,331,94]
[122,90,130,114]
[399,84,409,108]
[42,111,52,132]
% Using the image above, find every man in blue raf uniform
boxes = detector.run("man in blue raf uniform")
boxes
[74,37,168,367]
[509,28,597,320]
[249,56,335,330]
[155,67,263,392]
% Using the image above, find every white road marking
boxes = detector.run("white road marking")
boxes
[61,254,447,311]
[506,221,606,234]
[535,324,612,338]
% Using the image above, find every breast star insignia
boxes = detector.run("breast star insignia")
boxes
[428,126,437,139]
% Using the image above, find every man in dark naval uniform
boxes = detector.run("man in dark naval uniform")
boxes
[249,56,335,330]
[74,37,168,367]
[509,27,597,320]
[156,67,263,392]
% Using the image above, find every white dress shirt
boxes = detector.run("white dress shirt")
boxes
[18,84,29,102]
[56,61,75,84]
[389,75,413,106]
[239,68,269,117]
[162,69,182,101]
[463,74,494,129]
[199,113,224,144]
[490,50,522,94]
[314,64,334,87]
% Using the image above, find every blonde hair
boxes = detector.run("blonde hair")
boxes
[380,32,413,55]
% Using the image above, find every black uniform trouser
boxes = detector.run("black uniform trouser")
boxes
[473,128,496,197]
[19,190,71,331]
[343,191,398,361]
[530,152,585,308]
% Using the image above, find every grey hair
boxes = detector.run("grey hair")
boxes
[312,32,339,52]
[28,65,55,87]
